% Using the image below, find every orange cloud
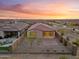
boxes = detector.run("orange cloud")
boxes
[0,2,79,19]
[20,2,69,15]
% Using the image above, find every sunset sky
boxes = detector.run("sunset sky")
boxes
[0,0,79,19]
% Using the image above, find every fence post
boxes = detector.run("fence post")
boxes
[72,45,77,56]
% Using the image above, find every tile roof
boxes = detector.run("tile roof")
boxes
[28,23,57,31]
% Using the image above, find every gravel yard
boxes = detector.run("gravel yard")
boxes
[14,38,71,54]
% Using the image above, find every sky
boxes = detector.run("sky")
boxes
[0,0,79,19]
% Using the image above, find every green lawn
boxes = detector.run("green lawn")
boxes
[0,46,10,51]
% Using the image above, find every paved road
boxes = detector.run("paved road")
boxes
[0,54,77,59]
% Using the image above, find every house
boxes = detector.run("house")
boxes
[0,22,29,51]
[27,23,57,39]
[0,23,29,38]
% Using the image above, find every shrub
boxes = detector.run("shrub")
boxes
[59,55,68,59]
[72,39,79,46]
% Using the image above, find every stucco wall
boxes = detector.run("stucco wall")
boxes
[11,32,25,51]
[27,30,43,38]
[0,31,4,38]
[76,47,79,56]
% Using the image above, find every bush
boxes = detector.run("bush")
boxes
[72,39,79,46]
[67,22,77,26]
[59,55,68,59]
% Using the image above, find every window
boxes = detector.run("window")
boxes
[43,31,54,37]
[30,32,36,38]
[4,31,18,38]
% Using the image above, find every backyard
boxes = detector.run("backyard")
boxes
[14,37,71,54]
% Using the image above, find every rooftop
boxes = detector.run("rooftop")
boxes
[28,23,55,31]
[28,23,66,31]
[0,22,29,31]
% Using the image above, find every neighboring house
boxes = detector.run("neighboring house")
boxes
[0,23,29,38]
[0,22,29,51]
[27,23,56,39]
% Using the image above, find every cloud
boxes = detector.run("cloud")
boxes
[0,2,69,16]
[0,0,79,19]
